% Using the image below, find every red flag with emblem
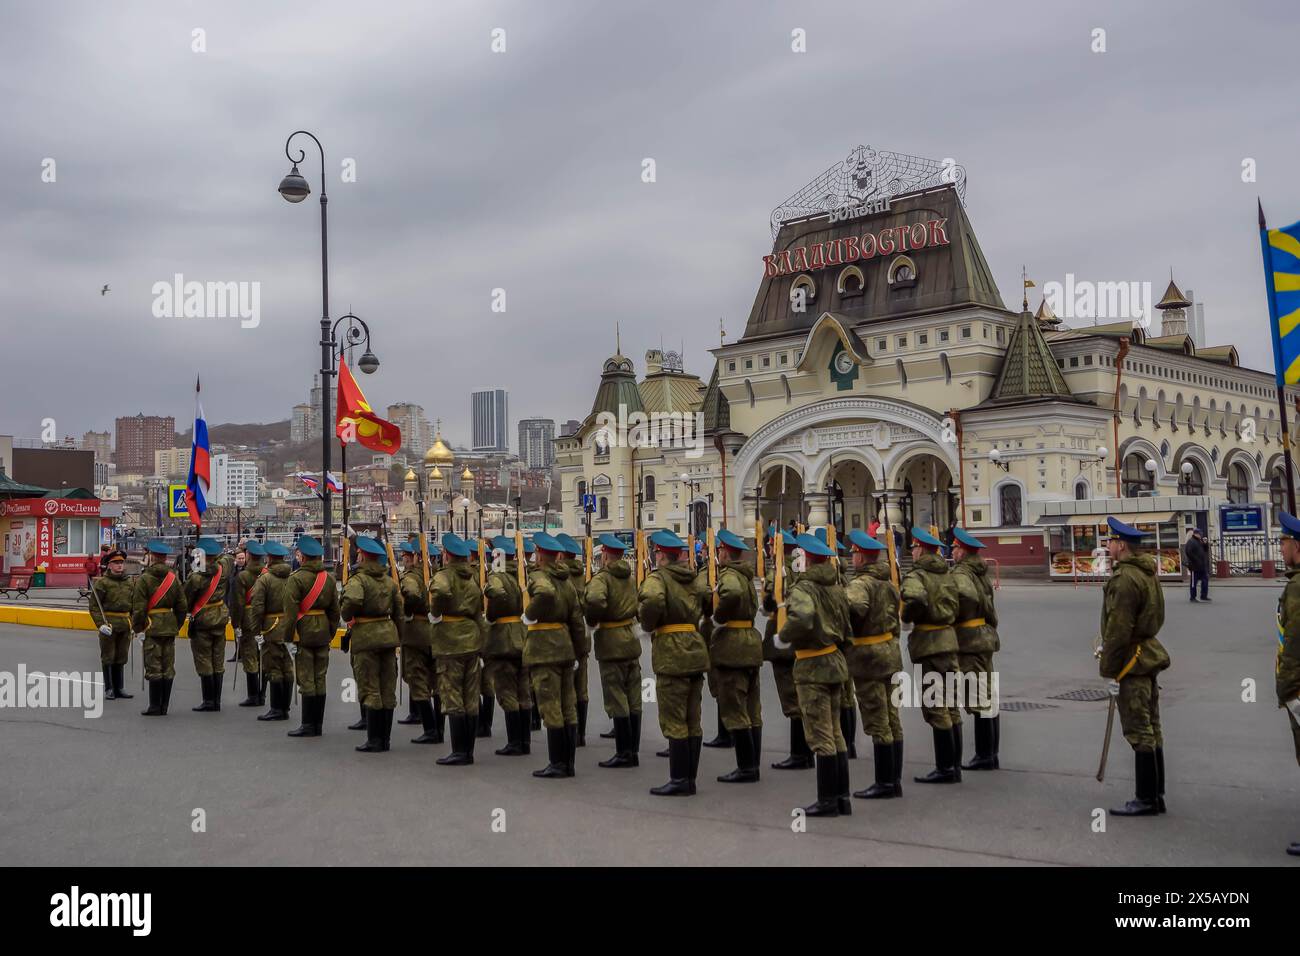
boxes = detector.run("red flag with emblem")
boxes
[335,362,402,454]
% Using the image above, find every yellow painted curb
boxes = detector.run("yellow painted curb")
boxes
[0,606,347,648]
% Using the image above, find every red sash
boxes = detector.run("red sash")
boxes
[297,572,328,621]
[147,572,177,612]
[191,565,223,616]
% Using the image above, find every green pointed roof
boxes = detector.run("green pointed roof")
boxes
[589,352,644,419]
[987,309,1073,404]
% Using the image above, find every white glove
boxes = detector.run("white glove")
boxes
[98,624,112,637]
[521,613,536,627]
[1106,679,1120,698]
[134,632,146,642]
[255,634,265,648]
[288,644,298,658]
[235,627,242,639]
[1286,697,1300,720]
[429,614,443,625]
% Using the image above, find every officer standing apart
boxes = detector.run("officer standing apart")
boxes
[132,539,187,717]
[340,536,404,753]
[1098,517,1170,817]
[709,529,763,784]
[583,533,642,769]
[285,536,340,738]
[638,529,710,796]
[184,537,232,713]
[901,526,963,783]
[483,536,532,757]
[233,540,267,707]
[764,528,813,771]
[521,532,579,778]
[429,533,486,766]
[777,533,853,817]
[90,548,134,700]
[951,527,1002,771]
[843,529,904,799]
[1274,512,1300,855]
[249,541,295,723]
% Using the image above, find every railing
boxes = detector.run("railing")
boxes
[1214,534,1282,575]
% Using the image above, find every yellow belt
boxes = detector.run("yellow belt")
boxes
[353,615,388,623]
[302,609,325,617]
[721,619,755,629]
[654,624,696,636]
[852,632,894,646]
[914,623,948,632]
[956,617,986,628]
[441,614,468,622]
[598,618,635,629]
[795,644,839,660]
[1117,647,1142,680]
[104,611,131,619]
[528,622,567,632]
[495,615,522,624]
[147,608,173,615]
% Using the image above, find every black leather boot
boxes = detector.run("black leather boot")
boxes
[951,723,963,782]
[102,665,117,701]
[1111,750,1160,816]
[288,692,321,737]
[688,735,702,794]
[518,707,532,754]
[313,695,325,733]
[193,674,215,712]
[256,673,266,706]
[240,672,260,707]
[703,712,733,748]
[159,678,173,715]
[112,664,132,699]
[657,745,671,758]
[751,724,762,777]
[348,704,367,731]
[772,718,814,769]
[464,712,478,762]
[855,741,899,799]
[837,752,852,815]
[963,716,999,770]
[533,727,569,778]
[212,673,223,711]
[355,707,385,752]
[477,695,495,738]
[397,698,421,725]
[1288,842,1300,857]
[530,706,541,731]
[565,723,578,776]
[496,710,525,755]
[803,754,840,816]
[650,738,692,795]
[717,727,759,783]
[140,680,163,716]
[411,700,438,744]
[1155,746,1166,813]
[258,680,288,721]
[914,727,958,783]
[434,715,467,765]
[630,712,642,758]
[381,708,394,751]
[576,700,588,747]
[600,723,616,739]
[893,738,904,795]
[841,707,857,758]
[431,695,445,743]
[598,716,638,768]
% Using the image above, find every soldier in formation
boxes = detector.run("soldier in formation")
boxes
[843,529,903,799]
[249,541,295,723]
[90,547,133,700]
[285,536,340,738]
[764,528,813,770]
[482,535,532,756]
[950,528,1002,771]
[184,537,231,712]
[398,539,441,745]
[709,529,763,784]
[777,532,852,817]
[340,536,403,753]
[1275,511,1300,855]
[522,532,580,778]
[1097,517,1170,817]
[638,529,709,796]
[556,532,592,746]
[232,540,266,708]
[429,533,485,765]
[583,533,641,768]
[133,539,186,717]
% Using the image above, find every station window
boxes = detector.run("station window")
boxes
[762,355,770,367]
[939,329,951,343]
[961,326,972,339]
[918,332,928,345]
[896,335,908,349]
[779,353,788,365]
[744,358,753,370]
[996,327,1004,344]
[1070,356,1079,367]
[982,324,990,338]
[876,338,888,351]
[1084,355,1093,366]
[727,361,735,373]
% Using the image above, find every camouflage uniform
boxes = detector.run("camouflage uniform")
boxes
[952,553,1001,770]
[284,558,340,735]
[1099,551,1169,815]
[430,563,485,716]
[696,564,731,749]
[184,554,232,678]
[340,561,403,751]
[250,561,294,682]
[1278,565,1300,765]
[584,557,642,766]
[780,559,852,814]
[399,565,435,701]
[90,569,133,699]
[523,561,579,776]
[132,560,187,715]
[483,560,532,716]
[565,556,593,743]
[845,560,904,798]
[763,557,812,769]
[901,551,962,782]
[711,559,763,783]
[233,556,266,706]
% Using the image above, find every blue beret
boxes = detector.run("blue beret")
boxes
[491,535,513,550]
[296,535,323,557]
[780,529,798,547]
[814,527,828,544]
[428,541,442,557]
[196,537,222,557]
[1106,517,1144,543]
[1280,512,1300,540]
[716,528,750,551]
[263,541,291,558]
[598,533,628,552]
[650,529,686,550]
[522,537,536,554]
[532,532,565,553]
[953,527,985,550]
[398,540,418,554]
[441,533,472,558]
[796,533,835,557]
[242,539,265,557]
[355,536,386,557]
[911,526,942,548]
[146,539,173,556]
[555,533,583,556]
[847,528,884,551]
[494,538,517,556]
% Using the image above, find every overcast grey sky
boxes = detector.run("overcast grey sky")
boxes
[1,0,1295,448]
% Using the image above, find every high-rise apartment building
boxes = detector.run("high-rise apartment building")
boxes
[517,417,556,469]
[211,454,259,508]
[115,414,176,473]
[471,388,509,453]
[386,402,432,456]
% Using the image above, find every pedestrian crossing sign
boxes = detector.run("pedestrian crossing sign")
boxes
[168,484,188,518]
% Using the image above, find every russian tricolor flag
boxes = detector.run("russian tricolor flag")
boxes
[184,376,210,527]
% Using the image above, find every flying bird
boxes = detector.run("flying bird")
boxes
[100,284,110,296]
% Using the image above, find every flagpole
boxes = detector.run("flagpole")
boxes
[1260,200,1298,513]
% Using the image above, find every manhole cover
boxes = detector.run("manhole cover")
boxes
[1048,688,1111,702]
[999,701,1059,712]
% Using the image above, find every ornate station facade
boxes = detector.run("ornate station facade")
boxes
[557,146,1297,574]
